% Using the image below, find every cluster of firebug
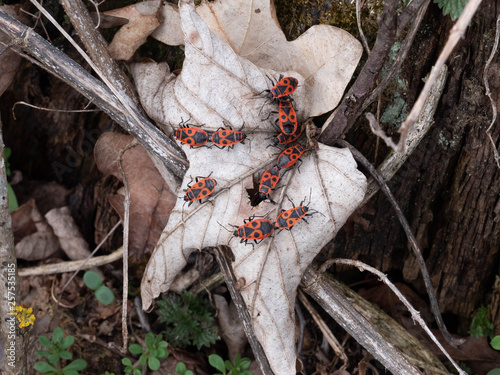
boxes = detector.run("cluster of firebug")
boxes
[175,75,319,246]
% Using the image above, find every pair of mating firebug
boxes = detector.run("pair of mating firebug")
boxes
[175,122,247,149]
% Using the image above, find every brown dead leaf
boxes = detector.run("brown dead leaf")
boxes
[214,294,247,361]
[94,133,177,258]
[103,0,162,60]
[12,199,60,260]
[45,206,91,260]
[0,5,27,96]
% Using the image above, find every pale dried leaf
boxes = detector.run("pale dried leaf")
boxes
[13,199,60,260]
[214,294,247,361]
[150,0,362,117]
[150,3,184,46]
[0,5,27,96]
[138,2,366,374]
[45,206,91,260]
[104,0,162,60]
[94,133,177,258]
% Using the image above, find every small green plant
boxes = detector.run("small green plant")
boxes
[433,0,468,21]
[83,270,115,305]
[156,291,219,349]
[122,332,169,373]
[171,362,193,375]
[469,306,494,338]
[491,335,500,350]
[34,327,87,374]
[4,147,18,212]
[209,354,252,375]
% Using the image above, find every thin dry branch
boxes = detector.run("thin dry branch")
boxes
[336,139,464,348]
[483,13,500,169]
[18,247,124,276]
[356,0,370,55]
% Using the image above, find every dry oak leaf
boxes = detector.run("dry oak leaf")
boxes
[103,0,162,61]
[149,0,362,118]
[94,133,177,258]
[137,2,366,374]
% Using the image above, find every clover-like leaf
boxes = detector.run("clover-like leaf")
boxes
[136,1,366,374]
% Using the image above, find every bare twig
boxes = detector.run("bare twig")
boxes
[356,0,370,55]
[336,139,465,348]
[400,0,483,145]
[329,258,466,375]
[483,13,500,169]
[12,101,99,120]
[118,143,138,351]
[212,246,275,375]
[298,289,348,369]
[18,247,124,276]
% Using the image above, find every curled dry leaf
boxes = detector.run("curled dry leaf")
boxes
[103,0,162,61]
[135,2,366,374]
[149,0,362,118]
[214,294,247,361]
[45,206,91,260]
[12,199,60,261]
[94,133,177,258]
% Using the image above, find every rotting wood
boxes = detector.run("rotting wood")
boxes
[301,267,450,375]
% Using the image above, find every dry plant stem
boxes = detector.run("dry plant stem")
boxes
[0,10,187,183]
[356,0,370,55]
[118,145,136,352]
[18,247,124,276]
[12,101,99,119]
[212,246,274,375]
[483,13,500,169]
[0,117,27,374]
[297,289,348,369]
[301,267,421,375]
[57,0,139,107]
[396,0,428,38]
[329,258,466,375]
[400,0,483,141]
[336,139,464,348]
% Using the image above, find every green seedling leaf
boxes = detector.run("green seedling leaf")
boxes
[491,335,500,350]
[34,361,57,373]
[433,0,468,20]
[176,362,187,373]
[36,350,51,358]
[52,327,64,344]
[8,183,18,212]
[487,370,500,375]
[63,358,88,371]
[148,356,161,371]
[209,354,226,374]
[122,357,133,366]
[38,335,52,349]
[129,343,144,355]
[84,271,103,291]
[95,285,115,305]
[61,336,75,350]
[59,350,73,360]
[145,332,155,348]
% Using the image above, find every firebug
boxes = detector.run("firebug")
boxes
[231,216,275,245]
[210,123,247,149]
[252,165,281,206]
[175,124,209,148]
[277,101,298,135]
[183,174,217,207]
[277,144,305,169]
